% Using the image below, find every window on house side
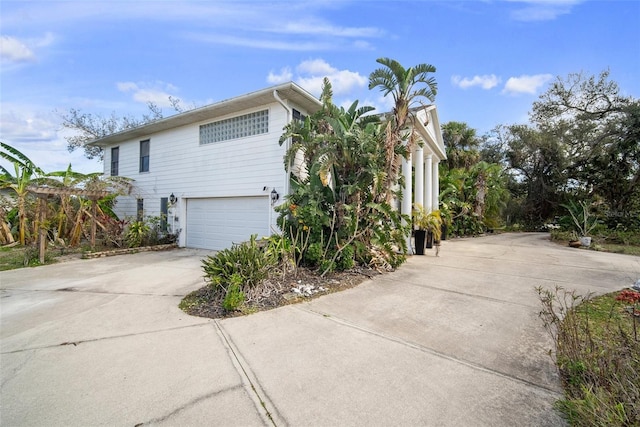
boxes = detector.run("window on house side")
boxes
[137,199,144,222]
[160,197,168,232]
[292,109,306,145]
[199,110,269,145]
[292,108,306,122]
[110,147,119,176]
[140,139,150,172]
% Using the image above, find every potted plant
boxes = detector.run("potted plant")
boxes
[412,204,429,255]
[425,210,443,249]
[561,200,599,247]
[567,231,582,248]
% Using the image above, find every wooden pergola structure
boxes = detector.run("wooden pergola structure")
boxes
[27,186,111,263]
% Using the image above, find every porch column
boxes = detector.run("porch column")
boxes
[402,153,413,254]
[432,159,440,210]
[425,154,433,212]
[414,146,424,208]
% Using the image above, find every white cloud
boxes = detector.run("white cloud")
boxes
[266,59,372,112]
[0,105,102,174]
[352,40,373,50]
[507,0,583,21]
[275,20,384,38]
[2,2,381,54]
[295,59,367,96]
[0,35,36,63]
[116,81,178,107]
[0,32,56,70]
[265,59,368,96]
[502,74,553,95]
[33,32,55,48]
[451,74,501,90]
[353,94,394,116]
[0,107,56,142]
[297,59,336,76]
[186,33,336,51]
[116,82,138,92]
[267,67,293,84]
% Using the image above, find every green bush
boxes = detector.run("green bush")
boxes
[125,220,150,248]
[23,245,53,267]
[550,229,578,242]
[319,258,335,275]
[595,228,640,246]
[336,244,355,270]
[265,233,300,274]
[538,287,640,426]
[222,274,245,311]
[202,234,275,294]
[304,242,323,266]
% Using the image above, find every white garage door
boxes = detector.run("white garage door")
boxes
[186,197,270,250]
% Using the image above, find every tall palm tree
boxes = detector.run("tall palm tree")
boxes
[441,121,480,170]
[368,58,438,202]
[0,142,46,245]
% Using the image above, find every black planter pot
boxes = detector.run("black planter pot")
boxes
[414,230,426,255]
[426,231,434,249]
[441,224,448,241]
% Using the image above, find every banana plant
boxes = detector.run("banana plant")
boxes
[0,142,46,245]
[48,164,102,242]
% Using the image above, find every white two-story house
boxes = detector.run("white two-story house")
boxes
[89,82,446,252]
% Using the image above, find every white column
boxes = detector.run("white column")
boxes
[402,153,413,254]
[425,154,433,212]
[432,159,440,210]
[414,146,424,208]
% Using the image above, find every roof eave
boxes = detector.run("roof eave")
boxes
[87,82,321,147]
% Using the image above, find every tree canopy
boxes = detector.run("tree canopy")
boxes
[480,70,639,229]
[60,97,190,160]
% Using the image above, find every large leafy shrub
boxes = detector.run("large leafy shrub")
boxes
[278,79,409,274]
[124,220,149,247]
[201,235,276,310]
[439,161,509,236]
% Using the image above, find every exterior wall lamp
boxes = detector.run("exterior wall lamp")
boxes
[169,193,177,204]
[270,189,279,204]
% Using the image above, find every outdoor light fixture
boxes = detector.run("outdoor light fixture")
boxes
[169,193,177,204]
[270,189,279,204]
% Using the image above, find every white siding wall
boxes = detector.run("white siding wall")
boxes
[104,101,293,242]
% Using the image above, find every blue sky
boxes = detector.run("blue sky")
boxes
[1,0,639,173]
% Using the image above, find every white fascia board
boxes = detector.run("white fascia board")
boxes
[413,106,446,160]
[87,82,321,148]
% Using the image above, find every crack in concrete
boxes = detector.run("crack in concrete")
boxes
[297,305,563,397]
[1,322,212,355]
[375,276,537,309]
[432,249,639,275]
[419,261,620,291]
[0,287,187,297]
[0,350,35,389]
[214,320,285,427]
[133,384,244,426]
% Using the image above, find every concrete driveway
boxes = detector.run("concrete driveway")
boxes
[1,233,638,426]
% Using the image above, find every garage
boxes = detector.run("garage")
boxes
[185,197,270,250]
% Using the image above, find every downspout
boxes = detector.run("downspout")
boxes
[273,90,292,197]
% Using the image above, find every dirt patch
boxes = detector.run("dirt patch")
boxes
[182,266,380,319]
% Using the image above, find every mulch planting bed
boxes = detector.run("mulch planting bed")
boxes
[182,266,380,319]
